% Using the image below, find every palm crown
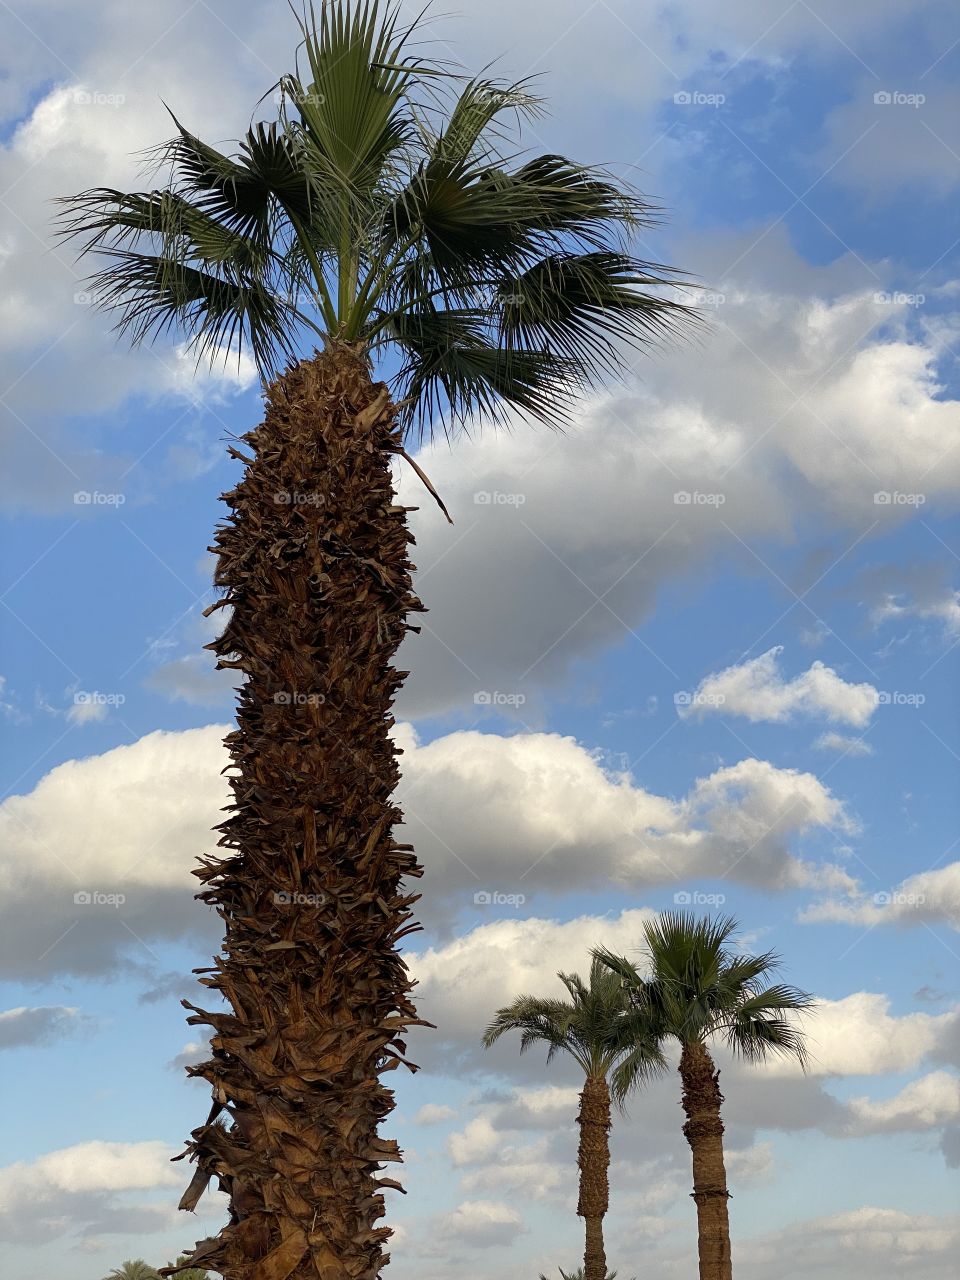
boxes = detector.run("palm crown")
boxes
[482,956,666,1103]
[57,0,690,438]
[596,913,814,1067]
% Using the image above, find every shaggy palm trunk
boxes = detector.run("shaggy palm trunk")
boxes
[576,1074,612,1280]
[679,1041,732,1280]
[166,342,427,1280]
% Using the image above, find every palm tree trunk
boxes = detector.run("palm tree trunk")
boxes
[679,1041,732,1280]
[165,341,428,1280]
[576,1073,611,1280]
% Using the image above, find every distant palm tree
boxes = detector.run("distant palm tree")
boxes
[483,957,665,1280]
[596,914,813,1280]
[103,1263,159,1280]
[58,3,691,1275]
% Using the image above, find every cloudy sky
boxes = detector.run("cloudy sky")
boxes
[1,0,959,1276]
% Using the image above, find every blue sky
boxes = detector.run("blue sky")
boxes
[1,1,959,1277]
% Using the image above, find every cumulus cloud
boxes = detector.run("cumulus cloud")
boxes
[0,723,855,978]
[0,1140,181,1243]
[0,1005,87,1049]
[737,1206,960,1279]
[436,1199,525,1248]
[680,647,878,726]
[413,1104,457,1126]
[760,993,957,1078]
[802,861,960,931]
[396,271,960,718]
[847,1071,960,1133]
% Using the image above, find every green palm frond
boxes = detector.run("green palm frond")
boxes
[57,0,694,435]
[597,913,813,1069]
[482,956,664,1094]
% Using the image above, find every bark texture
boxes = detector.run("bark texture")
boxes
[576,1074,612,1280]
[680,1041,732,1280]
[164,342,427,1280]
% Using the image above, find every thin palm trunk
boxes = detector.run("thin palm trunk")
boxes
[577,1074,612,1280]
[679,1041,732,1280]
[176,342,427,1279]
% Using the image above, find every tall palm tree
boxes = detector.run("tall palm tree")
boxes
[58,5,690,1276]
[102,1263,159,1280]
[482,957,665,1280]
[596,914,813,1280]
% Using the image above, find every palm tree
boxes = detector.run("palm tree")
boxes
[596,914,814,1280]
[102,1264,159,1280]
[58,4,691,1275]
[483,958,665,1280]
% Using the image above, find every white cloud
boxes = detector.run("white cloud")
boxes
[872,588,960,637]
[813,732,874,756]
[848,1071,960,1132]
[802,862,960,931]
[760,993,956,1078]
[0,723,855,977]
[397,273,960,718]
[681,647,878,726]
[414,1104,457,1126]
[437,1199,525,1249]
[740,1207,960,1277]
[0,1006,86,1049]
[0,1140,181,1243]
